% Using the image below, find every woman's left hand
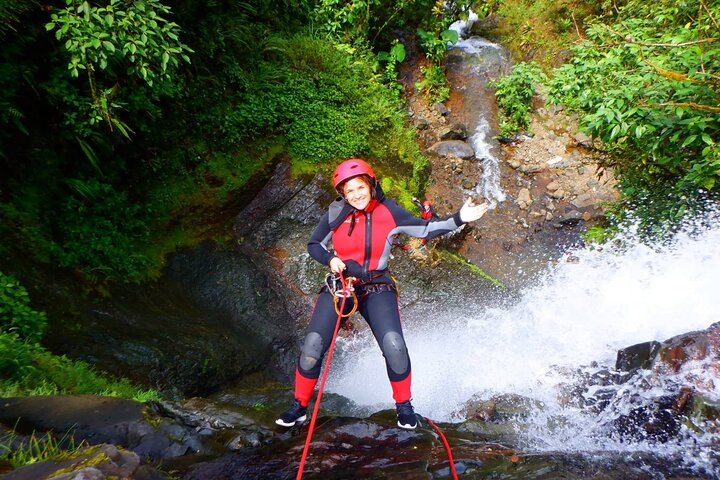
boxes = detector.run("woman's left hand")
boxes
[459,197,490,223]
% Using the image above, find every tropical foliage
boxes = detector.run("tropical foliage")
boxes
[45,0,193,137]
[490,0,718,228]
[1,0,445,287]
[545,0,720,224]
[0,272,47,343]
[493,62,546,136]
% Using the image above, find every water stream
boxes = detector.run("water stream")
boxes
[446,14,509,208]
[328,211,720,476]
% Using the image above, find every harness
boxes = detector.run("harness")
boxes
[323,272,399,319]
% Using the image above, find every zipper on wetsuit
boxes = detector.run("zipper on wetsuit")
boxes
[362,212,371,277]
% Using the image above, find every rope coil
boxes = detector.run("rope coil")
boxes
[326,273,358,317]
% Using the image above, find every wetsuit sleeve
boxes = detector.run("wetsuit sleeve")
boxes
[387,200,464,240]
[307,212,335,266]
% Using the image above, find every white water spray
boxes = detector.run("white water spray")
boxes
[328,211,720,473]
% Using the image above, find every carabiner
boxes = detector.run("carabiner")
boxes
[325,273,355,298]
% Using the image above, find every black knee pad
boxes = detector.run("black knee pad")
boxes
[382,331,409,375]
[299,331,324,371]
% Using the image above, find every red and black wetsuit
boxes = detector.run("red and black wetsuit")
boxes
[293,184,465,406]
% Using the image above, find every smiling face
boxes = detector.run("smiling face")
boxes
[342,176,372,211]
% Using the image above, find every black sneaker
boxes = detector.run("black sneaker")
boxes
[396,400,418,430]
[275,399,307,427]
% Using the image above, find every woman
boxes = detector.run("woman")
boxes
[276,158,489,430]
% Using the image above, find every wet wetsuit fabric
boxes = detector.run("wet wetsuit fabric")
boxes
[294,185,464,406]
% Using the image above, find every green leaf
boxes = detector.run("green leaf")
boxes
[681,135,697,148]
[103,41,115,52]
[391,43,406,63]
[441,29,459,45]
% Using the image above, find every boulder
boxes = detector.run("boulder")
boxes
[2,444,164,480]
[428,140,475,159]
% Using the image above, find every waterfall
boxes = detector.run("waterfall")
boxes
[446,15,510,209]
[328,209,720,474]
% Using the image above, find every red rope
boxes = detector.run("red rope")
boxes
[295,274,458,480]
[424,416,459,480]
[296,273,348,479]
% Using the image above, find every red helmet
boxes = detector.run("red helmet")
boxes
[422,200,432,208]
[333,158,376,190]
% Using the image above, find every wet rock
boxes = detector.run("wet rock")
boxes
[613,395,681,444]
[497,132,533,144]
[462,179,477,190]
[154,395,278,451]
[558,209,583,225]
[433,102,449,116]
[1,444,165,480]
[688,394,720,429]
[655,322,719,373]
[0,396,213,462]
[461,393,543,422]
[235,162,330,243]
[427,140,475,159]
[182,416,438,480]
[468,14,501,37]
[616,341,662,371]
[439,122,468,140]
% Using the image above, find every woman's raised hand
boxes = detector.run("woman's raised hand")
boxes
[459,197,490,223]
